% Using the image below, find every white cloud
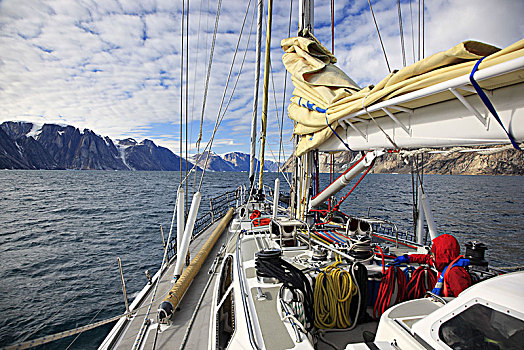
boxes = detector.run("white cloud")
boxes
[0,0,522,156]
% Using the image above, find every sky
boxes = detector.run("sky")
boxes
[1,0,523,163]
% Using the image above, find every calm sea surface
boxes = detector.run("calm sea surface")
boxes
[0,170,523,348]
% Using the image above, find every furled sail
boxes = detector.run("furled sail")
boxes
[282,35,524,155]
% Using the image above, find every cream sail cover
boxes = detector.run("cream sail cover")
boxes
[282,36,524,155]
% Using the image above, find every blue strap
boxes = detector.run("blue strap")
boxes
[298,97,327,113]
[431,258,470,296]
[469,57,521,150]
[325,113,353,152]
[297,97,353,151]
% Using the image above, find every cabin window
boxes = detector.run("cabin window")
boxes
[438,303,524,349]
[216,255,235,349]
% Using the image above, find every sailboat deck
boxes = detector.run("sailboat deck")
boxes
[229,226,422,350]
[102,219,231,349]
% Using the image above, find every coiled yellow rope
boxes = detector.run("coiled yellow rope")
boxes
[314,258,357,329]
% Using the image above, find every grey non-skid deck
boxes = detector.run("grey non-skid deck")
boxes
[113,219,232,349]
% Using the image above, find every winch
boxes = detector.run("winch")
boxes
[465,241,488,270]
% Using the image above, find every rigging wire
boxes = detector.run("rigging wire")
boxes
[190,0,206,197]
[194,0,223,161]
[187,0,224,190]
[366,0,391,73]
[65,287,121,350]
[180,0,185,184]
[417,0,426,60]
[17,265,120,344]
[422,0,425,59]
[263,0,292,187]
[248,0,264,198]
[418,0,420,61]
[256,0,274,191]
[397,0,406,67]
[278,0,294,183]
[409,0,416,64]
[331,0,335,53]
[197,0,254,191]
[185,0,190,213]
[330,0,335,189]
[266,141,292,189]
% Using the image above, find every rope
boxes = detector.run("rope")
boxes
[248,0,264,197]
[331,0,335,54]
[491,264,524,270]
[314,260,357,329]
[373,266,407,319]
[256,0,274,191]
[406,265,436,299]
[312,152,366,203]
[361,93,399,149]
[65,292,111,350]
[182,0,253,190]
[190,0,207,196]
[255,252,315,330]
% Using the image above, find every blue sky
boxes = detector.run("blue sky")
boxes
[1,0,523,163]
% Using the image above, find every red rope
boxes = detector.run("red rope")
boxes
[373,266,408,319]
[406,266,437,299]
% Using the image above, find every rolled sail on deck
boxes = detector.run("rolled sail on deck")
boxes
[158,208,234,321]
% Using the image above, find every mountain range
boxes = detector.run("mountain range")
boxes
[2,121,520,175]
[0,121,281,172]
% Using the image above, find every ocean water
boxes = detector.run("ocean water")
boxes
[0,170,522,348]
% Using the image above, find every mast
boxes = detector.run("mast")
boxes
[257,0,273,191]
[299,0,314,34]
[294,0,314,219]
[248,0,264,195]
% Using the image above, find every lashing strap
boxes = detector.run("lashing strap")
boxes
[469,57,521,150]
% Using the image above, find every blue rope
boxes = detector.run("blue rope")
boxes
[469,57,521,150]
[325,113,353,152]
[296,97,353,151]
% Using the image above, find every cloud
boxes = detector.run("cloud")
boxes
[0,0,522,157]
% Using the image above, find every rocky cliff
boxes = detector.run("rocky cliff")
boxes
[371,147,524,175]
[306,148,524,175]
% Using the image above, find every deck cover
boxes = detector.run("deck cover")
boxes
[282,35,524,155]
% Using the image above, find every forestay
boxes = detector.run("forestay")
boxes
[282,35,524,154]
